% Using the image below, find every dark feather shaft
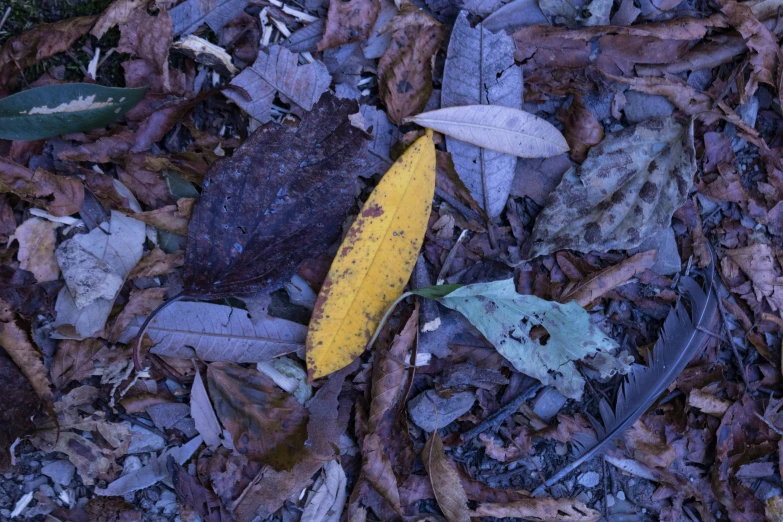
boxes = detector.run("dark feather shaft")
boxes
[534,259,718,494]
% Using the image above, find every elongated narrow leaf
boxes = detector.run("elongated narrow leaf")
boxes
[422,432,471,522]
[412,284,463,300]
[306,131,436,380]
[438,279,617,399]
[118,301,307,362]
[442,12,523,217]
[537,261,718,492]
[0,84,146,141]
[407,105,568,158]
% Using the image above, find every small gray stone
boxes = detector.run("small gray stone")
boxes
[578,471,601,488]
[408,389,475,432]
[41,461,75,487]
[38,484,55,498]
[127,424,166,454]
[532,387,567,422]
[636,227,681,275]
[121,455,143,476]
[24,476,49,492]
[623,91,674,123]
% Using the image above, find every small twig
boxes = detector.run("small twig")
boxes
[133,292,186,370]
[460,380,543,442]
[712,277,749,388]
[437,229,468,284]
[602,458,609,520]
[0,7,11,32]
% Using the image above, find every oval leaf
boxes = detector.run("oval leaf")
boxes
[422,431,471,522]
[406,105,569,158]
[0,84,146,140]
[306,131,436,380]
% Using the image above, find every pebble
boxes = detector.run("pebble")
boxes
[24,476,48,493]
[127,424,166,454]
[41,461,76,487]
[39,484,55,498]
[532,388,567,422]
[578,471,601,488]
[408,389,475,432]
[617,490,627,500]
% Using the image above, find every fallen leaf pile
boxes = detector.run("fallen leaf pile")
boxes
[1,0,783,520]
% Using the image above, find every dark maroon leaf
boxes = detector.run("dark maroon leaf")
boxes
[0,348,41,470]
[183,94,369,299]
[0,266,61,317]
[169,459,235,522]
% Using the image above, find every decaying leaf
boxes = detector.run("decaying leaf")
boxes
[9,217,59,283]
[225,46,331,124]
[107,287,168,343]
[561,250,656,306]
[441,12,523,218]
[318,0,380,50]
[173,34,239,76]
[0,157,84,217]
[170,460,235,522]
[129,248,185,279]
[306,131,436,380]
[377,6,443,125]
[92,0,148,38]
[50,339,107,390]
[129,198,194,236]
[422,431,471,522]
[558,94,604,163]
[170,0,250,36]
[0,84,147,141]
[119,301,307,362]
[0,299,53,401]
[53,211,145,340]
[0,16,97,87]
[472,498,600,521]
[301,460,347,522]
[529,116,696,258]
[191,369,223,449]
[361,432,402,513]
[437,280,617,399]
[184,94,368,299]
[208,362,308,470]
[0,349,41,468]
[723,243,783,311]
[408,105,568,159]
[56,240,125,310]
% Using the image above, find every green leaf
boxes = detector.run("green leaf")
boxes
[411,284,462,300]
[437,279,617,400]
[0,84,146,140]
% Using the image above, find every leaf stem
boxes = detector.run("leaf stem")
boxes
[364,291,414,352]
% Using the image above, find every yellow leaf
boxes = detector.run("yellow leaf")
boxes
[306,131,435,380]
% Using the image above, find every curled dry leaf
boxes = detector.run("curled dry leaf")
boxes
[422,431,471,522]
[0,157,84,217]
[558,94,604,163]
[472,498,600,521]
[306,131,436,380]
[441,12,523,217]
[0,298,53,401]
[208,362,309,470]
[225,45,331,124]
[529,116,696,259]
[184,94,368,300]
[130,198,194,236]
[437,280,617,400]
[378,6,443,125]
[561,250,656,306]
[119,301,307,363]
[9,218,59,283]
[368,308,418,432]
[407,105,568,159]
[318,0,380,51]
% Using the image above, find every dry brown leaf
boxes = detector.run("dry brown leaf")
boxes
[208,362,308,471]
[558,94,604,163]
[472,498,600,521]
[318,0,380,51]
[561,250,656,306]
[688,388,732,417]
[422,431,471,522]
[0,157,84,217]
[129,248,185,279]
[362,433,402,513]
[368,309,418,432]
[529,116,695,258]
[9,218,60,283]
[118,7,174,92]
[378,7,443,125]
[129,198,194,235]
[50,339,107,390]
[119,154,175,208]
[0,349,41,469]
[0,16,97,87]
[724,243,783,311]
[92,0,149,38]
[107,287,168,343]
[604,73,712,116]
[0,298,53,401]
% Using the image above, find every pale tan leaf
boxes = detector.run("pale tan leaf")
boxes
[407,105,568,158]
[10,217,60,283]
[0,299,53,401]
[422,432,471,522]
[191,369,222,449]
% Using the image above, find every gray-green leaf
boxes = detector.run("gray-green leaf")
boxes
[438,280,617,399]
[0,84,146,141]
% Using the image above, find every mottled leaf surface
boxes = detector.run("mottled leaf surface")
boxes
[118,301,306,362]
[208,362,309,470]
[184,94,368,299]
[438,280,617,399]
[441,11,523,217]
[529,116,696,258]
